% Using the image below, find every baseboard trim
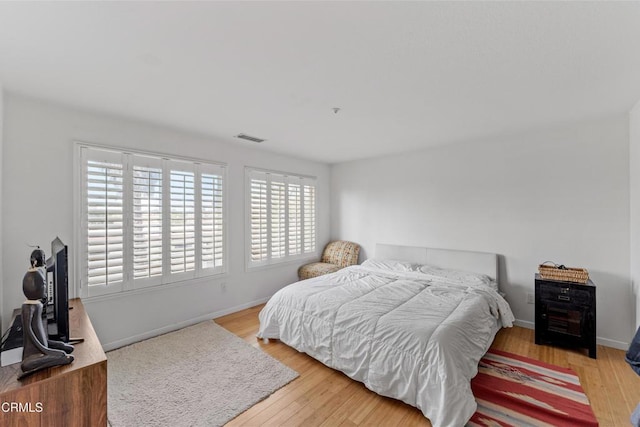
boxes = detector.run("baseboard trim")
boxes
[596,337,629,351]
[513,319,534,329]
[513,318,629,351]
[103,307,632,352]
[102,296,270,352]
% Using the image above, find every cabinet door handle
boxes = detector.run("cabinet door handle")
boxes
[558,295,570,301]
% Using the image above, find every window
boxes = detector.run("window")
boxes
[246,168,316,268]
[79,145,226,297]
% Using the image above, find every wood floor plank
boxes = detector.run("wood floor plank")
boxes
[215,305,263,324]
[282,374,355,426]
[605,345,640,412]
[307,381,384,426]
[228,362,332,426]
[359,397,414,427]
[219,305,640,426]
[397,409,432,427]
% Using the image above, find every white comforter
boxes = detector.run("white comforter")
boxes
[257,264,514,427]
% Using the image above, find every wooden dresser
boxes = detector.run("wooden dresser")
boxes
[0,299,107,426]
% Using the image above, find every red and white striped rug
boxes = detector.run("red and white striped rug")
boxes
[469,349,598,426]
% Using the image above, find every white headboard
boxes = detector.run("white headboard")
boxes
[375,243,498,281]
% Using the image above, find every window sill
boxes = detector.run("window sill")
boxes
[245,254,319,273]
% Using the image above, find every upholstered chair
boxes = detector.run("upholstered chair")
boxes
[297,240,360,280]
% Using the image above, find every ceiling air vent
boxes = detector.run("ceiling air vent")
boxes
[235,133,265,143]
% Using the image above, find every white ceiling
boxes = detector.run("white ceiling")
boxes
[0,2,639,164]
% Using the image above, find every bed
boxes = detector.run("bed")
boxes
[257,244,515,427]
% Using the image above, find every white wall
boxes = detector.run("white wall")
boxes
[2,92,331,349]
[332,116,632,348]
[631,100,640,332]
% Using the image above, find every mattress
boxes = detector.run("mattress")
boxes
[257,260,515,427]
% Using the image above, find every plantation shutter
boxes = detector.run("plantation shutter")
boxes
[82,148,125,295]
[200,164,225,271]
[270,180,286,259]
[132,155,163,282]
[303,184,316,253]
[249,172,269,263]
[246,169,317,268]
[169,164,196,275]
[288,181,302,256]
[79,145,227,297]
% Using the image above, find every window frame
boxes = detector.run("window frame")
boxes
[75,142,227,298]
[245,167,318,270]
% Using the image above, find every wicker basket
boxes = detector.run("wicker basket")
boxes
[538,262,589,284]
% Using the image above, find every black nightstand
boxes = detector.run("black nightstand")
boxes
[534,274,596,359]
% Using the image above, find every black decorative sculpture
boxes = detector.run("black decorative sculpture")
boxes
[19,248,74,380]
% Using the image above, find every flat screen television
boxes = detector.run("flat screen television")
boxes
[45,236,69,343]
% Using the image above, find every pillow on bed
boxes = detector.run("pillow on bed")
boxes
[361,258,417,272]
[417,265,498,290]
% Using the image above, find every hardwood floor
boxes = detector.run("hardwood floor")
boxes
[216,304,640,426]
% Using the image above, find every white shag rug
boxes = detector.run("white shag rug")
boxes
[107,321,298,427]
